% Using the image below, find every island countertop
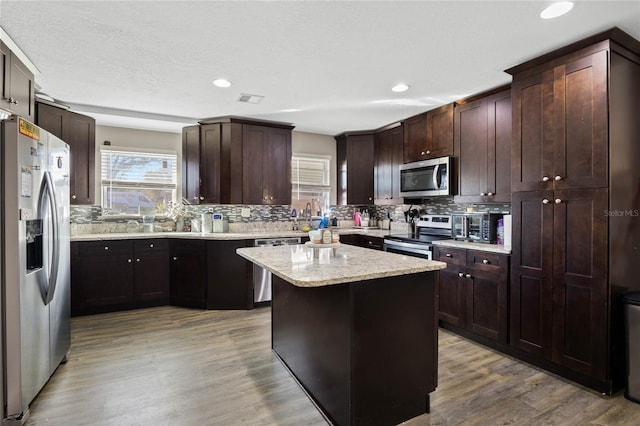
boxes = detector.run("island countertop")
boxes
[237,244,446,288]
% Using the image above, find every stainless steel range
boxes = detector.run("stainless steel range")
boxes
[383,215,452,259]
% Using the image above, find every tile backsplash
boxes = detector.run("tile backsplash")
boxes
[70,198,511,235]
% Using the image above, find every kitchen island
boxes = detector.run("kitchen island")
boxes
[237,244,446,426]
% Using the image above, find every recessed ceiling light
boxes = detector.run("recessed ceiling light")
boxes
[213,78,232,88]
[392,83,410,93]
[540,2,574,19]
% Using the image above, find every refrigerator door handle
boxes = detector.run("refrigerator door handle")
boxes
[38,171,60,305]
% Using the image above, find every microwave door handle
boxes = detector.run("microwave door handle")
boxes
[432,164,440,190]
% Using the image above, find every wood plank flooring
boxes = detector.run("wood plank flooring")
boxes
[26,306,640,425]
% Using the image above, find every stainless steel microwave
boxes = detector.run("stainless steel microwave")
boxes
[399,157,452,198]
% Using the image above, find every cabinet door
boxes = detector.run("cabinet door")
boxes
[207,240,251,309]
[67,111,95,204]
[375,125,403,204]
[8,51,34,121]
[455,99,489,200]
[490,91,512,203]
[133,240,170,304]
[200,123,221,203]
[36,102,67,139]
[465,267,508,343]
[72,241,134,313]
[511,71,555,192]
[182,125,201,204]
[0,42,9,106]
[242,124,268,204]
[437,268,466,327]
[170,240,207,308]
[426,103,454,158]
[551,188,608,379]
[346,134,375,204]
[552,50,608,190]
[264,127,291,204]
[403,112,428,163]
[510,191,554,358]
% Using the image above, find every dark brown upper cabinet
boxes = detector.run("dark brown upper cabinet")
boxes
[511,50,608,192]
[403,103,454,164]
[36,102,96,204]
[241,124,292,205]
[335,132,375,205]
[182,118,293,205]
[454,88,511,203]
[1,41,34,122]
[374,123,403,205]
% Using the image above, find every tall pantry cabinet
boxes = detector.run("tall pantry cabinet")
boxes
[507,28,640,393]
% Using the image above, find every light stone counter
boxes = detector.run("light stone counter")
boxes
[236,244,446,287]
[70,228,394,242]
[432,239,512,254]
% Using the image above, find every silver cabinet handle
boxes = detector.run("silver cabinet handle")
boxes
[480,192,486,196]
[487,192,494,196]
[136,258,140,262]
[458,272,464,278]
[420,151,426,155]
[368,197,372,201]
[426,150,431,155]
[542,199,550,204]
[71,195,77,200]
[104,246,109,250]
[466,273,472,278]
[149,243,154,248]
[127,259,132,263]
[172,256,178,261]
[555,175,563,181]
[482,259,490,264]
[445,253,452,258]
[542,176,550,182]
[199,196,204,200]
[555,199,562,204]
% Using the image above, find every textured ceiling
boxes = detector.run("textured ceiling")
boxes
[1,1,639,135]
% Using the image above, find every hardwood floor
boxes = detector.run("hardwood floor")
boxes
[27,306,640,425]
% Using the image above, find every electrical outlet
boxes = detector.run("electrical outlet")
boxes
[241,207,250,218]
[208,208,214,213]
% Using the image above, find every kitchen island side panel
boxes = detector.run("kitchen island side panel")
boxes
[351,272,437,425]
[272,272,438,426]
[272,275,351,426]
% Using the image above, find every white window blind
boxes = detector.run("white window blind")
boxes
[100,147,177,215]
[291,155,331,214]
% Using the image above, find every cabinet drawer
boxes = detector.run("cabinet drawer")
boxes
[434,247,466,266]
[466,250,508,274]
[134,239,169,254]
[76,240,132,257]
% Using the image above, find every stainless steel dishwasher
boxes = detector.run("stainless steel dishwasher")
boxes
[253,237,301,304]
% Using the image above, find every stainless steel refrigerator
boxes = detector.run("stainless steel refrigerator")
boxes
[0,116,71,424]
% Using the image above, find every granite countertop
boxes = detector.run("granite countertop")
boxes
[236,244,446,288]
[432,239,512,254]
[70,228,394,242]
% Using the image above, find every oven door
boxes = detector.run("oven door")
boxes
[383,239,432,260]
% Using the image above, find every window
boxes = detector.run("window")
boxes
[100,147,177,215]
[291,155,331,216]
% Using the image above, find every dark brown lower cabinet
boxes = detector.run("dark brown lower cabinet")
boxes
[71,239,170,315]
[133,239,170,304]
[71,241,134,315]
[435,246,509,344]
[511,188,609,384]
[206,240,252,309]
[170,239,207,309]
[356,234,383,250]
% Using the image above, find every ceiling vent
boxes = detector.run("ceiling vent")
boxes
[238,93,265,104]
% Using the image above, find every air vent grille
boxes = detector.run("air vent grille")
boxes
[238,93,265,104]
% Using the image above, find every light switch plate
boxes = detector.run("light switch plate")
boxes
[241,207,250,218]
